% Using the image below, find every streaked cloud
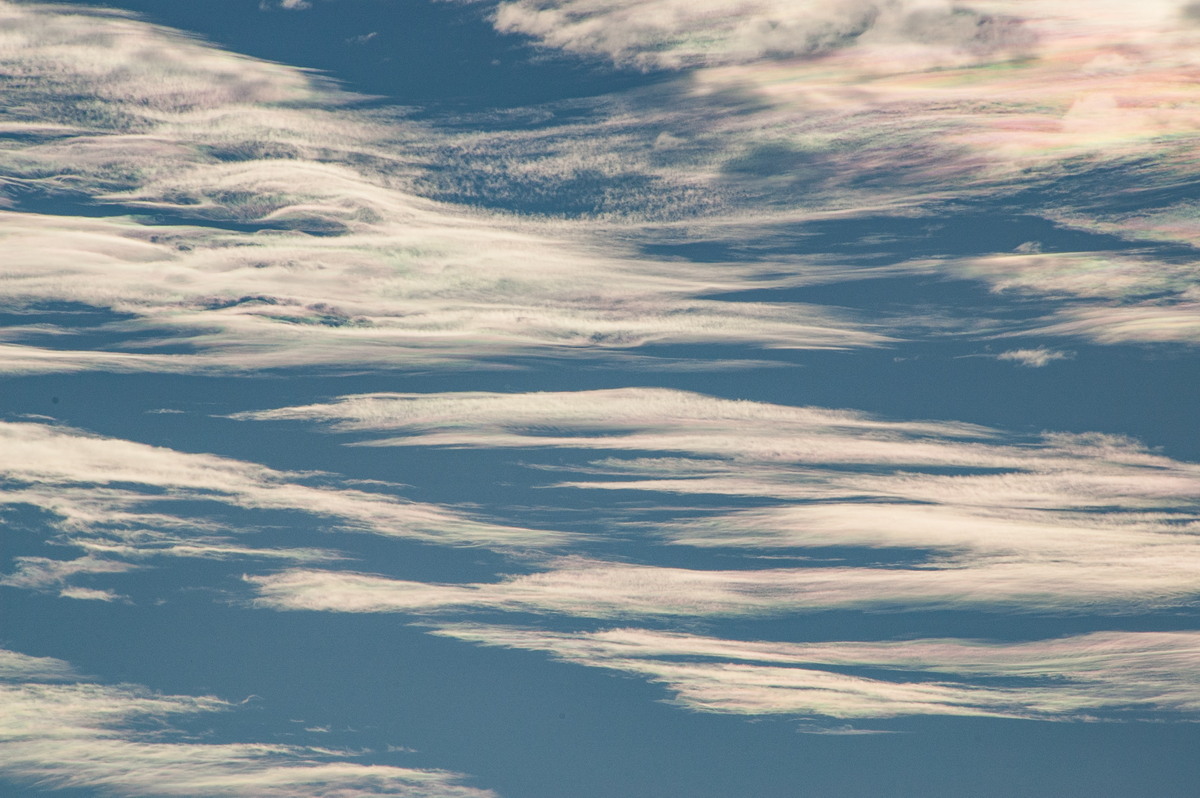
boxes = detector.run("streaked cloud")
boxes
[235,388,1199,499]
[0,555,138,601]
[0,0,886,378]
[441,0,1200,348]
[4,0,1198,387]
[491,0,1035,70]
[248,549,1200,617]
[431,624,1200,721]
[936,250,1200,345]
[0,647,494,797]
[232,387,996,459]
[0,419,565,597]
[240,388,1200,616]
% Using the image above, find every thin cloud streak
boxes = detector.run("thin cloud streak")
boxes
[237,388,1200,507]
[0,647,495,797]
[430,624,1200,720]
[248,552,1200,618]
[0,420,565,596]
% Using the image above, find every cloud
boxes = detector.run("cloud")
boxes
[471,0,1194,195]
[56,586,126,602]
[248,547,1200,618]
[0,419,566,597]
[1033,303,1200,345]
[4,0,1199,382]
[0,556,139,601]
[239,388,1200,616]
[995,347,1071,367]
[0,1,889,378]
[429,624,1200,721]
[489,0,1035,71]
[432,0,1200,350]
[924,250,1200,345]
[234,388,1197,498]
[0,647,494,797]
[0,207,883,376]
[232,387,996,459]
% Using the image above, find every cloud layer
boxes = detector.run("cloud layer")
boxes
[446,0,1200,346]
[492,0,1035,70]
[0,0,890,377]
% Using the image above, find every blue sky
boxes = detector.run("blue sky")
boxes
[1,1,1199,795]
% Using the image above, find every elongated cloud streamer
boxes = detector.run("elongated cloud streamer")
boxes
[0,648,494,797]
[431,624,1200,720]
[0,420,564,598]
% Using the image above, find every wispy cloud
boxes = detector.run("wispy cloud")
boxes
[430,624,1200,721]
[0,419,565,597]
[0,647,494,797]
[491,0,1035,70]
[0,1,887,377]
[996,347,1071,367]
[233,387,996,458]
[430,0,1200,348]
[240,388,1200,616]
[5,0,1198,386]
[0,555,138,601]
[248,549,1200,617]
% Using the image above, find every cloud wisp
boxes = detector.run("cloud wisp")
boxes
[0,419,566,599]
[490,0,1035,71]
[247,550,1200,618]
[430,624,1200,721]
[0,647,494,797]
[240,388,1200,616]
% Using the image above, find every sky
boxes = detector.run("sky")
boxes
[1,0,1199,796]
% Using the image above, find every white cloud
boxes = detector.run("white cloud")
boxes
[490,0,1035,71]
[0,1,888,378]
[4,0,1199,379]
[239,388,1200,617]
[0,556,139,601]
[0,647,494,797]
[233,387,997,461]
[996,347,1070,367]
[430,624,1200,720]
[235,388,1200,505]
[0,419,566,597]
[57,586,126,602]
[437,0,1200,350]
[0,207,882,376]
[248,548,1200,617]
